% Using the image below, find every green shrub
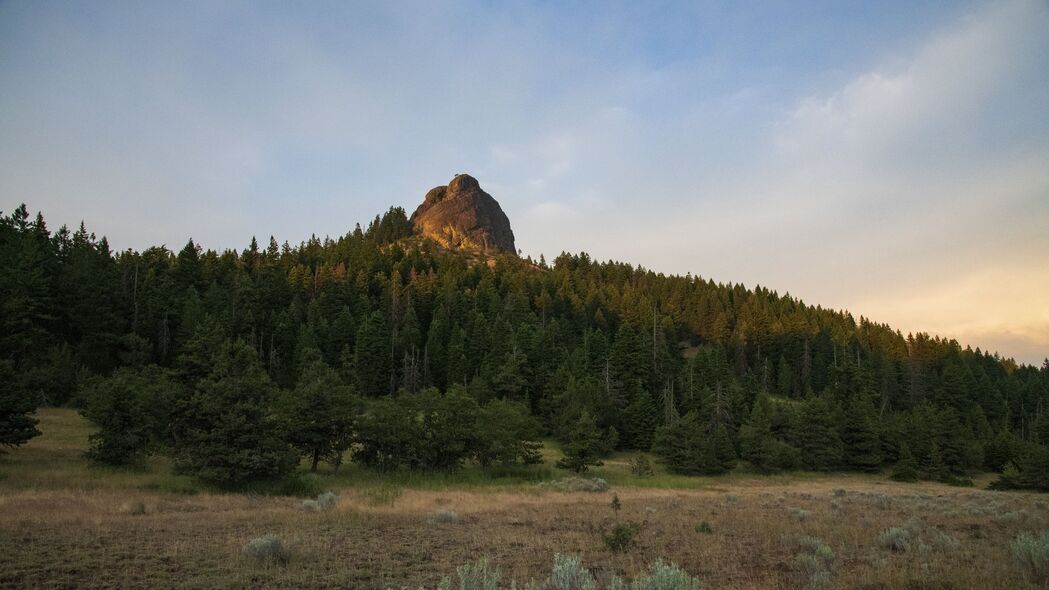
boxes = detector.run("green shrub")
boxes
[695,521,713,534]
[603,522,641,552]
[788,507,812,522]
[1012,531,1049,581]
[879,527,910,552]
[242,534,290,564]
[630,454,654,477]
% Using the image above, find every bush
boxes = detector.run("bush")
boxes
[695,521,713,534]
[242,534,290,564]
[788,507,812,522]
[300,491,338,512]
[548,554,597,590]
[879,527,910,552]
[628,560,702,590]
[427,509,460,525]
[603,522,641,552]
[539,477,609,492]
[456,557,501,590]
[1012,531,1049,581]
[630,454,654,477]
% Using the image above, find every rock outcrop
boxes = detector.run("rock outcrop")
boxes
[410,174,516,255]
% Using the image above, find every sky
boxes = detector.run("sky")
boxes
[1,0,1047,364]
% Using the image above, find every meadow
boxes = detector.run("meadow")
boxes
[1,409,1047,589]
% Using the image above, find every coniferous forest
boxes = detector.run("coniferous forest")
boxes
[3,203,1049,491]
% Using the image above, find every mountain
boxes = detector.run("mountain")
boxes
[410,174,516,255]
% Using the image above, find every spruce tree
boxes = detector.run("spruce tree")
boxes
[0,360,40,450]
[740,394,776,472]
[556,410,605,473]
[842,394,883,472]
[354,311,391,396]
[797,393,843,471]
[172,340,297,485]
[891,442,919,482]
[280,358,356,471]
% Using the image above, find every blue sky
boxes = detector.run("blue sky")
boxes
[1,1,1047,363]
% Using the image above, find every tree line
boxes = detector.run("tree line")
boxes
[1,203,1048,489]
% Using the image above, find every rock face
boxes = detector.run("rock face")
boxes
[410,174,516,256]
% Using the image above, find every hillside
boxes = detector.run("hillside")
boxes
[1,186,1048,485]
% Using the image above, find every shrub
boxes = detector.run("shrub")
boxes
[879,527,910,552]
[788,507,812,522]
[547,554,597,590]
[300,491,338,512]
[1012,531,1049,581]
[792,537,834,589]
[629,560,702,590]
[833,488,847,497]
[242,534,290,564]
[630,454,655,477]
[456,557,501,590]
[695,521,713,534]
[427,509,460,525]
[539,477,609,492]
[603,522,641,552]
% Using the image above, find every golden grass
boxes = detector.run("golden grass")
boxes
[1,409,1047,589]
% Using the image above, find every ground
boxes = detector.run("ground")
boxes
[0,409,1047,589]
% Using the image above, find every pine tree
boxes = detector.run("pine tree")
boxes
[172,340,297,484]
[652,411,736,475]
[891,442,919,482]
[354,311,392,396]
[280,358,357,471]
[80,365,177,465]
[740,394,776,472]
[556,410,605,473]
[621,390,659,451]
[842,394,883,472]
[797,393,843,471]
[0,360,40,450]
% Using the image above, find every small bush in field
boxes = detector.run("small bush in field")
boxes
[603,522,641,552]
[788,507,812,522]
[427,509,459,525]
[300,491,338,512]
[455,557,501,590]
[547,554,597,590]
[540,477,610,492]
[833,488,846,497]
[695,521,713,534]
[629,560,702,590]
[1012,531,1049,581]
[792,537,834,589]
[879,527,910,552]
[630,454,654,477]
[242,534,290,564]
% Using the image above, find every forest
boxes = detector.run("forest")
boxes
[2,203,1048,491]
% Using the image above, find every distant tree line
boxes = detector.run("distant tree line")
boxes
[2,203,1048,490]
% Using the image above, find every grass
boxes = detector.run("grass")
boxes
[2,408,1048,589]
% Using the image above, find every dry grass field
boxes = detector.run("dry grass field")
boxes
[1,409,1048,589]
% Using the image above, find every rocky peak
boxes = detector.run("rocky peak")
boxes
[410,174,516,255]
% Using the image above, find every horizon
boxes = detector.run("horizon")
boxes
[2,0,1047,364]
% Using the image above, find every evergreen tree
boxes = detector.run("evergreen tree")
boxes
[556,410,605,473]
[354,311,391,396]
[0,360,40,450]
[280,359,357,471]
[80,365,178,465]
[740,394,776,472]
[842,394,883,472]
[171,340,297,484]
[891,442,919,482]
[652,411,737,475]
[797,393,843,471]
